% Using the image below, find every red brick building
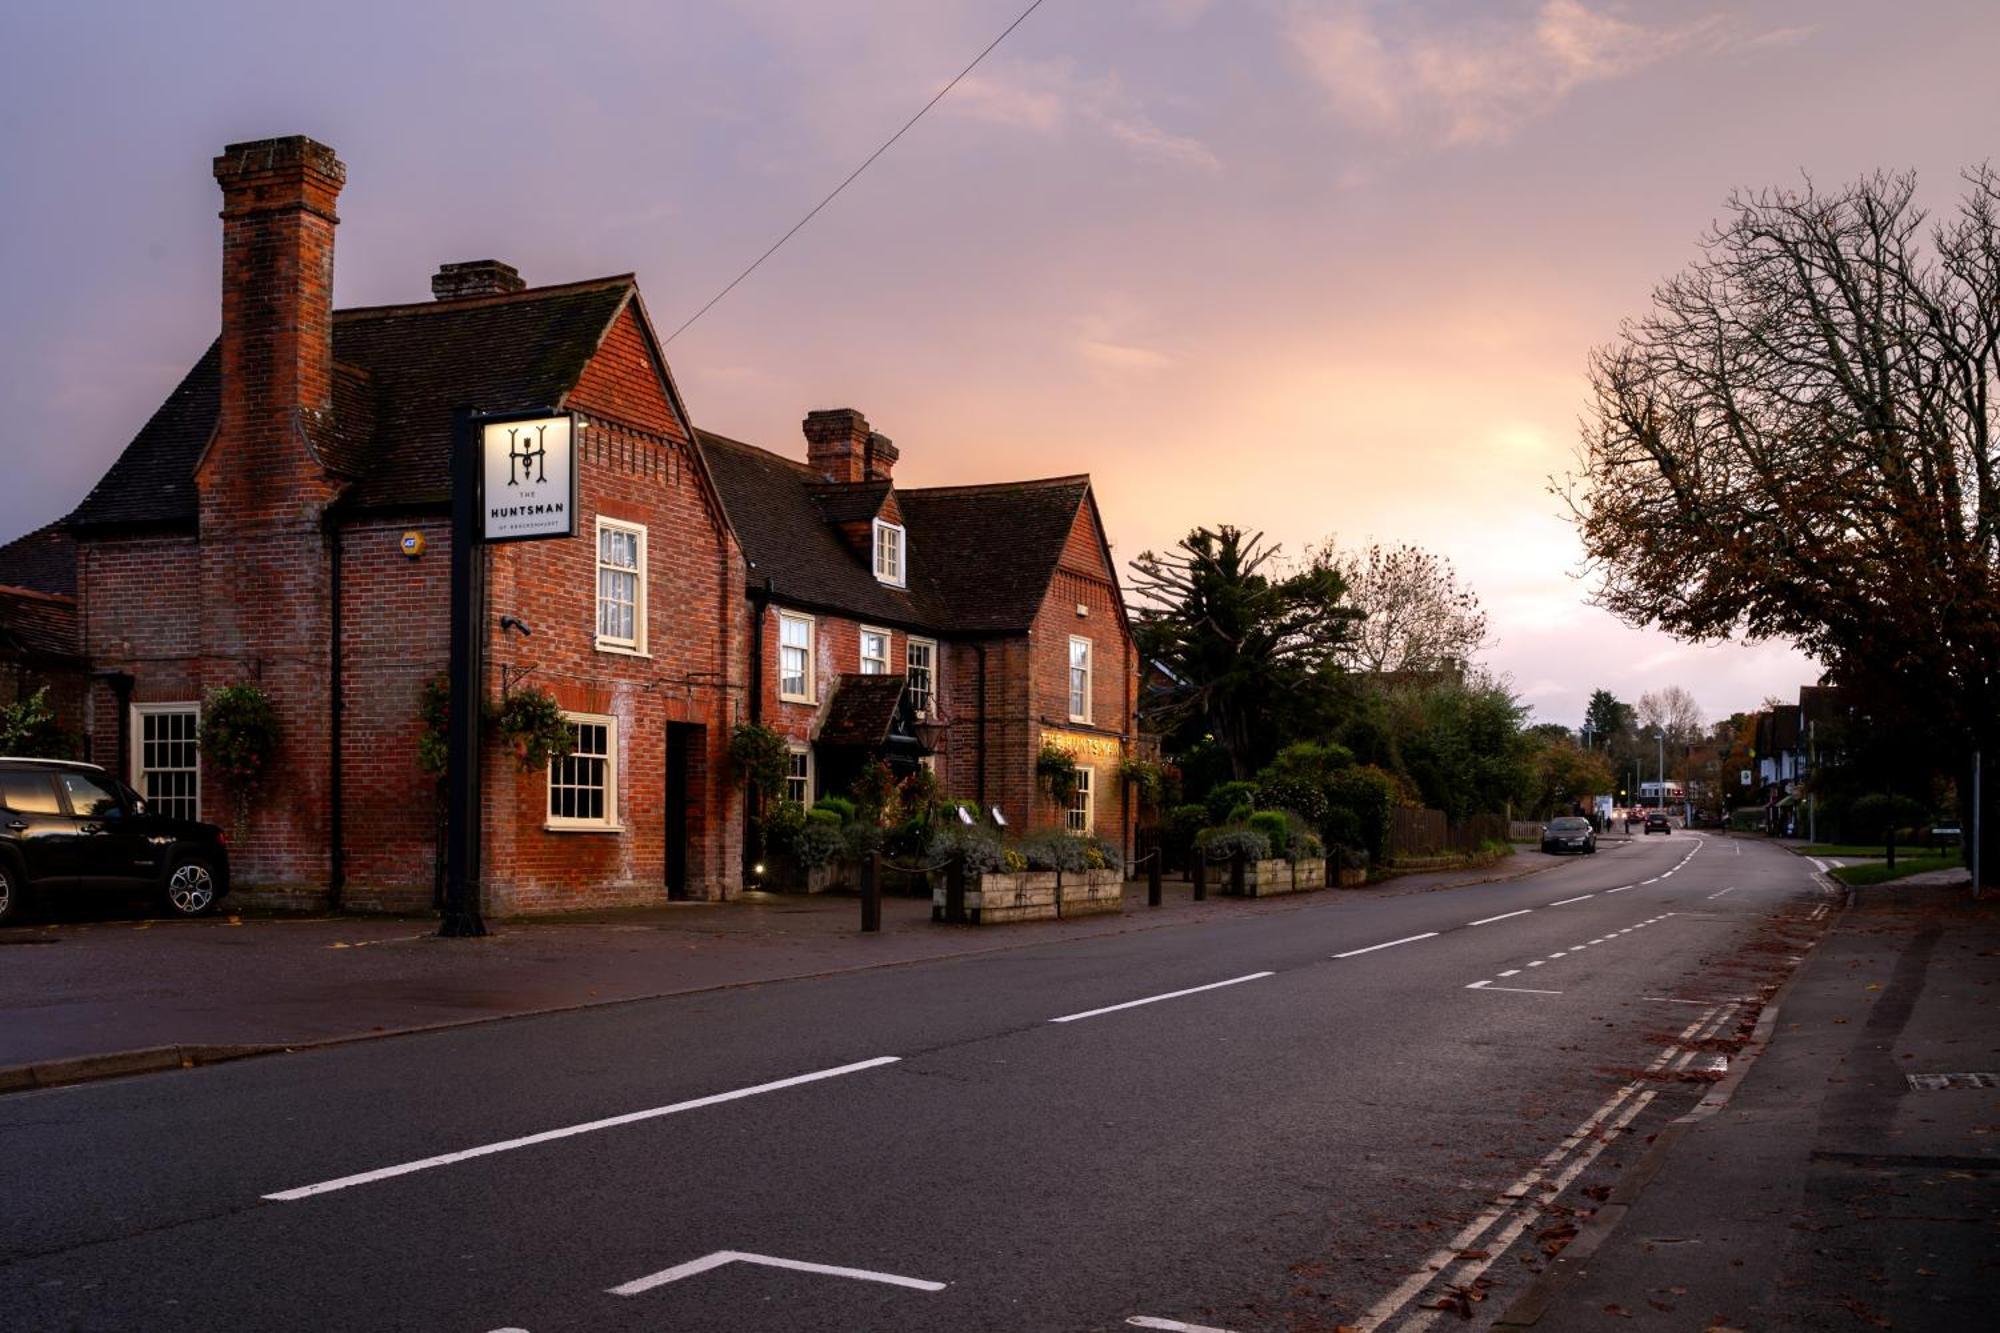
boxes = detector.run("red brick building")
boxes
[26,134,1137,915]
[701,414,1140,860]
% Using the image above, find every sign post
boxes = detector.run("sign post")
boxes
[439,407,576,938]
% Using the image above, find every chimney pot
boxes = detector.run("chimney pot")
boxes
[432,259,527,301]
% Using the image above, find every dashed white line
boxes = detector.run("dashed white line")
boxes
[1707,886,1738,899]
[1604,885,1632,893]
[1333,932,1439,959]
[1467,983,1562,995]
[1498,969,1521,977]
[1470,909,1533,925]
[609,1250,946,1296]
[1526,960,1545,967]
[1049,972,1274,1024]
[1549,894,1594,906]
[1128,1317,1239,1333]
[264,1057,903,1201]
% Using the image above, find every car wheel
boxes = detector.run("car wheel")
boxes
[0,859,18,926]
[164,856,220,918]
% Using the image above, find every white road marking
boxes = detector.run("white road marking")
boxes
[1641,996,1723,1005]
[1128,1317,1239,1333]
[1048,972,1274,1024]
[1470,984,1562,996]
[1604,885,1631,893]
[1333,933,1438,959]
[263,1057,902,1201]
[1549,951,1568,957]
[1498,969,1521,977]
[609,1250,945,1296]
[1641,877,1659,884]
[1525,960,1545,967]
[1470,909,1532,925]
[1466,979,1491,988]
[1357,1005,1728,1332]
[1549,894,1594,906]
[1707,886,1737,899]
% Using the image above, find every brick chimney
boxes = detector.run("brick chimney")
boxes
[205,135,346,518]
[804,408,897,483]
[432,259,526,300]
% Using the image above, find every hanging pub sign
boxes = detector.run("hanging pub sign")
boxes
[480,411,577,543]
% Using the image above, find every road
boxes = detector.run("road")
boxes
[0,832,1832,1332]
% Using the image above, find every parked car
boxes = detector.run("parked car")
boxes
[0,757,230,925]
[1541,816,1597,855]
[1643,811,1672,835]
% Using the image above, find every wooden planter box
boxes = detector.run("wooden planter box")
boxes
[1336,865,1368,888]
[932,867,1123,924]
[1226,857,1328,897]
[774,858,847,894]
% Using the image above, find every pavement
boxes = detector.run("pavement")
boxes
[0,848,1570,1083]
[1498,866,1997,1332]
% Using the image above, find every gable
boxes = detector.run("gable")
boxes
[568,303,685,440]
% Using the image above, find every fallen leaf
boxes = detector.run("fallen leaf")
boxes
[1604,1304,1633,1318]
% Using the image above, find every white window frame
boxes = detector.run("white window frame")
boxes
[546,711,621,831]
[1068,636,1093,724]
[778,611,816,703]
[859,625,891,676]
[906,637,938,717]
[1067,764,1094,834]
[130,702,201,821]
[786,745,813,807]
[872,519,906,587]
[594,517,648,655]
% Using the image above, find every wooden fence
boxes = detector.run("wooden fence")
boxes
[1387,808,1510,859]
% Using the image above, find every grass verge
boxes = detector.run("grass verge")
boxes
[1828,855,1962,887]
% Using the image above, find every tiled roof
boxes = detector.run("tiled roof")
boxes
[818,674,908,747]
[0,522,78,597]
[698,429,1089,634]
[0,586,80,660]
[66,278,636,528]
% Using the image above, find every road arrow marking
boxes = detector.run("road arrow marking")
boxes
[609,1250,945,1296]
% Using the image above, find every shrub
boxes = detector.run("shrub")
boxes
[814,795,857,826]
[1322,806,1363,854]
[1085,836,1124,873]
[1117,756,1168,811]
[928,824,1006,877]
[762,798,808,853]
[1001,848,1028,874]
[1842,793,1930,844]
[1224,802,1254,826]
[849,760,898,824]
[1205,780,1260,825]
[805,806,844,829]
[1195,826,1272,864]
[416,674,450,776]
[201,683,282,831]
[885,817,932,859]
[1327,765,1399,863]
[790,820,845,870]
[492,685,573,772]
[843,821,885,861]
[1165,803,1209,866]
[1035,743,1080,805]
[0,686,74,759]
[1018,830,1088,872]
[1248,810,1290,858]
[727,723,790,800]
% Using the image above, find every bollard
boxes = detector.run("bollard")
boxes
[945,852,966,924]
[1230,847,1246,897]
[1147,853,1162,908]
[1192,852,1207,901]
[861,851,881,933]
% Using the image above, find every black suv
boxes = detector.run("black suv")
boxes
[0,758,230,925]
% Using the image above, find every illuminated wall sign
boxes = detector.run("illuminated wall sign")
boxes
[1042,728,1123,759]
[481,413,577,543]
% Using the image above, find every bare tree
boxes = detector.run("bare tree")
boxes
[1335,541,1489,675]
[1637,686,1703,748]
[1562,168,1999,877]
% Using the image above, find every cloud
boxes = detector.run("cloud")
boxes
[949,60,1220,170]
[1286,1,1718,146]
[1077,338,1175,373]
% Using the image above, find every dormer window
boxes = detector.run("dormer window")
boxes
[873,519,906,587]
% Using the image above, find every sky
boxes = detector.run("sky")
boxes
[3,0,1995,729]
